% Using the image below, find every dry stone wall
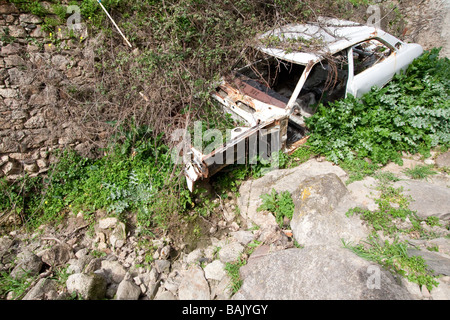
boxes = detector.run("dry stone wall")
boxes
[0,0,101,180]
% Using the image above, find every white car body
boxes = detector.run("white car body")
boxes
[183,17,424,191]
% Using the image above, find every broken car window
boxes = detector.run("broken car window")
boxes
[352,39,393,75]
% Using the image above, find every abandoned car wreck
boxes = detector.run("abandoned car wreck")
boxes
[183,17,424,191]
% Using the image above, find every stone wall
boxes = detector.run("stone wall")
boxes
[0,1,101,180]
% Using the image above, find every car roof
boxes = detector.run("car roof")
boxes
[256,17,392,65]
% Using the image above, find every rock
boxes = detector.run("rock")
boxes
[10,250,42,279]
[1,43,20,55]
[154,259,170,274]
[163,276,181,294]
[230,231,256,246]
[0,88,17,99]
[238,159,347,229]
[116,279,141,300]
[146,281,160,299]
[400,278,423,300]
[51,54,70,71]
[154,290,177,300]
[0,236,15,263]
[0,4,19,14]
[381,159,423,176]
[75,248,89,259]
[7,26,26,37]
[105,283,118,299]
[2,161,20,176]
[393,180,450,220]
[346,177,380,211]
[213,275,234,300]
[23,162,38,173]
[178,266,210,300]
[100,260,127,284]
[66,273,107,300]
[233,247,413,300]
[19,14,42,24]
[67,255,93,274]
[23,278,56,300]
[30,25,46,38]
[109,222,126,249]
[41,243,73,267]
[430,276,450,300]
[407,249,450,276]
[24,115,45,129]
[98,217,118,229]
[435,151,450,168]
[290,173,369,247]
[203,260,227,281]
[186,248,204,265]
[219,242,244,264]
[159,245,171,260]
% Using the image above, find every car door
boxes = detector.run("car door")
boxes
[346,38,398,98]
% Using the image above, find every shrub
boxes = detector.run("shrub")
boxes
[306,48,450,166]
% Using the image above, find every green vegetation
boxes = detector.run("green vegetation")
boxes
[224,257,247,294]
[340,158,380,184]
[346,184,441,238]
[342,235,439,291]
[224,239,262,294]
[0,269,37,300]
[344,177,443,290]
[0,124,191,234]
[403,164,438,180]
[306,48,450,167]
[257,188,294,228]
[285,146,315,168]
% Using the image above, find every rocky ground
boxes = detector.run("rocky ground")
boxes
[1,149,449,300]
[1,0,450,301]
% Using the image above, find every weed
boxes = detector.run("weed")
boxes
[224,257,247,294]
[306,48,450,167]
[403,165,438,180]
[345,185,438,237]
[342,235,439,291]
[246,240,262,255]
[285,146,314,168]
[0,269,37,300]
[426,245,439,252]
[373,171,400,186]
[340,158,380,184]
[257,189,294,228]
[1,27,15,44]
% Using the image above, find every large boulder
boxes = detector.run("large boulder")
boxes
[393,180,450,220]
[238,159,348,229]
[290,173,370,247]
[233,246,413,300]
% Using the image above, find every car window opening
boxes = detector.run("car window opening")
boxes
[352,39,393,75]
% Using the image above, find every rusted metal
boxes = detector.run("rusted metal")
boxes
[286,136,310,155]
